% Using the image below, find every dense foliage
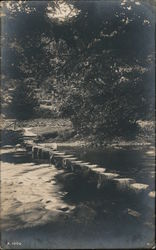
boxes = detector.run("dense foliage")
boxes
[8,79,39,120]
[1,1,155,137]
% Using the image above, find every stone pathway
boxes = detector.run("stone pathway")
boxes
[1,145,155,249]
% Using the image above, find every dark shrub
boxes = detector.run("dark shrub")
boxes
[8,80,39,120]
[1,129,23,146]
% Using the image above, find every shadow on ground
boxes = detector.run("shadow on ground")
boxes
[1,145,155,249]
[1,150,32,164]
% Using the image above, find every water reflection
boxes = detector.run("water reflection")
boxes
[1,145,155,249]
[58,145,155,189]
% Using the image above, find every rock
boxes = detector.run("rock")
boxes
[113,178,135,190]
[129,183,149,193]
[49,154,55,164]
[32,146,38,159]
[49,152,63,165]
[71,161,91,172]
[58,206,69,212]
[51,143,57,150]
[148,191,155,198]
[37,148,43,159]
[42,149,50,160]
[53,158,63,168]
[127,208,141,217]
[62,157,77,170]
[97,172,119,189]
[89,164,98,168]
[100,172,119,179]
[91,167,106,174]
[53,151,65,156]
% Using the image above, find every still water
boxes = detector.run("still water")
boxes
[1,144,155,249]
[58,145,155,190]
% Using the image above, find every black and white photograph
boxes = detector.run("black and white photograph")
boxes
[0,0,155,249]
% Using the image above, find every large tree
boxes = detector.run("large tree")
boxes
[1,1,155,137]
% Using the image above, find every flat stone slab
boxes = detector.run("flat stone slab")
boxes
[62,158,78,169]
[113,178,134,183]
[27,144,153,197]
[53,152,65,155]
[52,154,66,159]
[63,155,75,158]
[71,162,94,173]
[88,164,98,168]
[130,183,149,192]
[71,160,84,164]
[78,162,92,167]
[113,178,135,185]
[50,154,74,160]
[91,167,106,173]
[63,157,77,161]
[112,178,136,190]
[100,172,119,179]
[97,172,119,189]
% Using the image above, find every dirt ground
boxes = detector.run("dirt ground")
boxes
[1,145,155,249]
[1,119,155,249]
[1,147,74,231]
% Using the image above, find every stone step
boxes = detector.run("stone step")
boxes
[129,183,149,193]
[97,173,119,189]
[91,167,106,173]
[112,178,135,190]
[27,144,154,199]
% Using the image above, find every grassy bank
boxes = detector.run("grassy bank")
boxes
[2,118,155,149]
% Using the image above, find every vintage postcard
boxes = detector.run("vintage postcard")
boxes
[0,0,155,249]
